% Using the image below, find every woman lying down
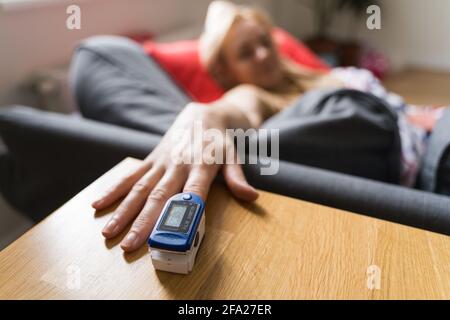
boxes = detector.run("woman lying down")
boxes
[90,1,444,252]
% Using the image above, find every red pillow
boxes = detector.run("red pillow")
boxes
[272,28,330,71]
[142,40,225,103]
[142,28,329,103]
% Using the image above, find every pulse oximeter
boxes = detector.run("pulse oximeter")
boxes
[148,192,205,274]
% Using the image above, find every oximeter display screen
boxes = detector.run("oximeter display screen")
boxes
[165,205,185,228]
[158,201,199,233]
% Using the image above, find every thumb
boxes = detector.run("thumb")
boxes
[222,163,259,202]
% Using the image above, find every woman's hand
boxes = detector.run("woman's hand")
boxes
[91,102,259,252]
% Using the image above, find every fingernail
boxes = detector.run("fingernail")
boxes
[122,232,138,249]
[102,219,118,236]
[92,199,103,208]
[249,188,259,200]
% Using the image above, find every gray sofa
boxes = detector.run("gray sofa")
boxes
[0,105,450,235]
[0,35,449,235]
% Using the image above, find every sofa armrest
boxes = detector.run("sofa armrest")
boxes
[1,106,449,235]
[245,159,450,235]
[0,105,161,221]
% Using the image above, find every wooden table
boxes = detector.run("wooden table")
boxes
[0,158,449,299]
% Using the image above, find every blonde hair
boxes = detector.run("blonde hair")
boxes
[199,1,273,71]
[199,1,341,106]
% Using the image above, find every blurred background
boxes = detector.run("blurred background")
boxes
[1,0,450,249]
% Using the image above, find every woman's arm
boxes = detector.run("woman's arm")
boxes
[213,84,287,129]
[91,84,274,252]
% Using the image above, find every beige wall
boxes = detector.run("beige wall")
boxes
[0,0,279,107]
[0,0,212,106]
[1,0,450,107]
[273,0,450,72]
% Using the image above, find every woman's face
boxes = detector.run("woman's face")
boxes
[221,18,284,90]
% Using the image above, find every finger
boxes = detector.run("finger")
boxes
[92,161,152,210]
[120,167,187,252]
[102,165,164,238]
[222,163,259,202]
[182,165,219,201]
